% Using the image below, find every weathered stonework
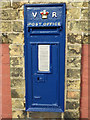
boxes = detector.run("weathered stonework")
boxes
[12,99,25,109]
[18,9,24,20]
[67,69,80,79]
[67,57,81,68]
[12,110,27,119]
[67,44,81,56]
[67,8,80,19]
[81,9,89,19]
[1,33,10,43]
[67,33,82,44]
[64,111,80,118]
[70,2,88,7]
[82,34,90,44]
[10,67,23,78]
[1,2,11,8]
[67,80,80,90]
[67,91,80,99]
[10,57,24,67]
[11,79,25,88]
[1,22,12,32]
[66,100,80,110]
[1,33,24,44]
[13,21,24,32]
[9,44,23,56]
[27,112,62,118]
[68,21,88,33]
[11,88,25,98]
[12,2,28,9]
[1,9,18,20]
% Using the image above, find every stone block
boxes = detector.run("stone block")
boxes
[13,21,23,32]
[64,111,80,118]
[67,33,82,44]
[12,2,28,9]
[70,2,88,7]
[18,9,24,20]
[11,88,25,98]
[1,33,9,43]
[67,45,81,56]
[67,91,80,99]
[12,110,27,118]
[67,69,80,79]
[67,8,80,19]
[68,21,88,32]
[66,100,80,110]
[27,112,62,118]
[1,33,24,44]
[83,2,89,7]
[82,34,90,44]
[8,33,24,44]
[1,22,12,32]
[67,57,81,68]
[10,67,23,78]
[1,9,18,20]
[12,99,24,109]
[67,80,80,90]
[10,57,24,67]
[9,44,23,56]
[1,2,11,8]
[11,79,25,88]
[81,9,89,19]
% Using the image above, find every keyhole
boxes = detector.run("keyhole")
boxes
[37,77,39,81]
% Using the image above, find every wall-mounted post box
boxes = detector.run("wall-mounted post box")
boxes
[24,3,66,112]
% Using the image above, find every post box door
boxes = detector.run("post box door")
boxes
[31,43,59,106]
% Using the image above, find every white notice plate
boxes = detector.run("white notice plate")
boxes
[38,45,50,72]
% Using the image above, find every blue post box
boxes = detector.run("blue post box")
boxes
[24,3,66,112]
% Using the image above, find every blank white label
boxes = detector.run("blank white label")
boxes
[38,45,50,72]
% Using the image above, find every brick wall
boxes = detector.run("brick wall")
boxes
[0,0,89,119]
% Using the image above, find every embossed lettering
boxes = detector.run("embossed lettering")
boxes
[52,12,57,18]
[32,12,37,18]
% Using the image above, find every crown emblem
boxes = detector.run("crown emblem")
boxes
[40,10,49,19]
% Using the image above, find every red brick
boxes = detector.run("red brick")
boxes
[2,85,11,95]
[0,55,2,64]
[2,114,12,119]
[80,109,88,118]
[2,95,12,106]
[2,54,10,64]
[81,98,88,108]
[2,64,10,75]
[2,104,12,112]
[0,65,2,75]
[0,44,2,55]
[81,89,88,97]
[81,44,89,118]
[82,69,88,79]
[82,44,88,56]
[2,76,10,86]
[81,56,88,69]
[2,44,9,55]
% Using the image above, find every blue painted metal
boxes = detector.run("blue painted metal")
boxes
[24,3,66,112]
